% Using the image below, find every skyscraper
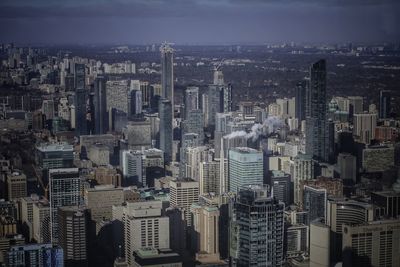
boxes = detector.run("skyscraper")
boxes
[160,43,174,107]
[170,178,199,226]
[58,206,90,267]
[306,59,328,162]
[353,112,377,144]
[94,76,108,134]
[295,80,307,123]
[74,63,87,136]
[228,147,263,192]
[232,185,284,266]
[159,99,173,163]
[303,185,327,223]
[379,90,391,119]
[49,168,82,244]
[191,203,221,264]
[184,86,199,119]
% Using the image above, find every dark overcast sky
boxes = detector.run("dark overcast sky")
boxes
[0,0,399,45]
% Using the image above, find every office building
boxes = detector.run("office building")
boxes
[123,201,170,266]
[362,145,395,173]
[93,166,122,187]
[184,86,199,119]
[206,84,232,128]
[58,206,90,267]
[293,154,314,204]
[74,64,87,136]
[160,43,174,108]
[228,147,263,192]
[49,168,82,244]
[84,185,124,225]
[170,178,199,226]
[309,219,330,267]
[94,76,108,134]
[123,119,152,150]
[295,80,307,122]
[232,185,284,266]
[35,143,74,172]
[182,110,204,145]
[285,224,309,257]
[106,80,130,114]
[6,243,63,267]
[128,89,142,117]
[121,150,144,186]
[191,203,221,264]
[327,198,374,262]
[165,207,186,256]
[303,186,327,223]
[338,153,357,182]
[270,170,291,206]
[306,59,328,162]
[32,199,51,244]
[342,220,400,267]
[159,99,173,163]
[353,112,377,144]
[6,171,27,201]
[199,159,228,196]
[379,90,391,119]
[41,99,55,121]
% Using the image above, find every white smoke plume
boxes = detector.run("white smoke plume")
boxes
[224,116,284,141]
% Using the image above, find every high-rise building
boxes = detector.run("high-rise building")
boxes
[121,150,144,186]
[353,112,377,144]
[191,203,221,264]
[285,224,309,258]
[337,153,357,182]
[327,198,374,262]
[342,220,400,267]
[159,99,173,163]
[362,144,395,173]
[348,96,364,115]
[160,43,174,107]
[123,201,170,266]
[206,84,232,129]
[303,186,327,223]
[128,89,142,117]
[295,80,307,123]
[106,80,130,115]
[371,190,400,218]
[293,154,314,204]
[84,185,124,227]
[170,178,199,226]
[228,147,263,192]
[379,90,391,119]
[49,168,82,244]
[182,110,204,145]
[6,243,63,267]
[232,185,284,266]
[74,63,87,136]
[32,199,51,243]
[270,170,291,206]
[58,206,90,267]
[184,86,199,119]
[35,143,74,172]
[199,159,228,196]
[309,219,330,267]
[94,76,108,134]
[41,99,55,121]
[6,171,27,201]
[306,59,328,162]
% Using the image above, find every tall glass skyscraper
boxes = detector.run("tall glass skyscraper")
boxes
[94,76,107,134]
[295,79,307,122]
[159,99,173,163]
[74,63,87,136]
[379,90,391,119]
[306,59,328,162]
[6,243,64,267]
[160,43,174,107]
[232,185,284,266]
[49,168,82,244]
[228,147,263,192]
